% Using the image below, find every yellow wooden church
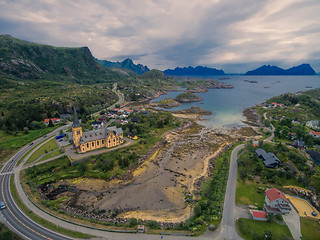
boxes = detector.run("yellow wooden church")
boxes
[72,108,124,153]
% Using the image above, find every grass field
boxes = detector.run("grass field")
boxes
[236,179,265,209]
[9,176,94,239]
[0,125,62,165]
[301,217,320,240]
[237,218,292,240]
[26,138,59,164]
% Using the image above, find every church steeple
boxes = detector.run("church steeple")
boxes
[72,107,80,128]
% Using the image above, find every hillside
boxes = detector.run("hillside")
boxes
[163,66,225,76]
[245,64,317,75]
[96,58,150,75]
[0,34,125,84]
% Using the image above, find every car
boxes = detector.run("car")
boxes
[0,201,6,210]
[29,142,33,146]
[9,158,13,163]
[58,139,63,142]
[43,134,47,138]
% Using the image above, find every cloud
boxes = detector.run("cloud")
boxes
[0,0,320,72]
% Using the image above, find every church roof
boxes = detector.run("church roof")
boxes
[79,126,123,144]
[72,107,81,128]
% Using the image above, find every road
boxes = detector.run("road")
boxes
[91,83,125,117]
[218,144,245,240]
[263,112,275,142]
[0,126,72,240]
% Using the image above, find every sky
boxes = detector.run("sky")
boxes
[1,0,320,73]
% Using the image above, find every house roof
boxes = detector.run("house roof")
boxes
[44,118,59,123]
[310,131,320,136]
[255,148,267,157]
[91,121,103,125]
[265,188,289,203]
[252,211,267,219]
[256,149,280,167]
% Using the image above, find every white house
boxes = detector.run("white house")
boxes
[306,120,319,130]
[264,188,291,214]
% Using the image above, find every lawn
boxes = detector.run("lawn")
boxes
[0,125,62,164]
[237,218,292,240]
[301,217,320,240]
[236,179,266,209]
[26,138,59,164]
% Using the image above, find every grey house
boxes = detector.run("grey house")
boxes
[255,148,280,168]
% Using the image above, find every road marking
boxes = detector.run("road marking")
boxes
[0,172,13,176]
[1,169,53,240]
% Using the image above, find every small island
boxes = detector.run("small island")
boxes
[175,92,203,103]
[153,97,180,109]
[173,106,212,115]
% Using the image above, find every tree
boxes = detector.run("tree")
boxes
[48,119,54,127]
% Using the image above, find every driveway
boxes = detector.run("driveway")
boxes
[282,208,302,240]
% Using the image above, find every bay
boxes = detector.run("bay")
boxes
[151,75,320,129]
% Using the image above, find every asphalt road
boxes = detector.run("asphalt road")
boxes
[0,126,71,240]
[91,83,125,117]
[218,144,245,240]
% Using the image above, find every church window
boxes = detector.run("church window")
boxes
[92,142,94,146]
[113,139,115,142]
[102,140,104,144]
[77,130,80,135]
[97,141,99,145]
[87,143,89,148]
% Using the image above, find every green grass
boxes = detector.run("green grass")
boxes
[236,180,265,209]
[0,125,62,165]
[301,217,320,240]
[9,176,94,239]
[0,222,23,240]
[237,218,292,240]
[40,149,63,162]
[26,138,59,164]
[0,126,60,150]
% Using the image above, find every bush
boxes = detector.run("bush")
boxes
[146,220,160,229]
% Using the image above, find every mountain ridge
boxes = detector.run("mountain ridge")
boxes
[245,64,317,75]
[0,34,126,84]
[96,58,150,75]
[163,66,225,76]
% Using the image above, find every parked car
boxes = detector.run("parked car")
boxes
[43,134,47,138]
[0,201,6,210]
[29,142,33,146]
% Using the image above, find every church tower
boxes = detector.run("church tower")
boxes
[72,107,82,148]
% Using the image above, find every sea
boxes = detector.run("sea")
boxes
[151,75,320,129]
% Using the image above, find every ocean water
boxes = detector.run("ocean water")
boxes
[151,75,320,129]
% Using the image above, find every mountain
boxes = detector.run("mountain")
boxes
[245,64,317,75]
[163,66,225,76]
[0,34,126,84]
[96,58,150,75]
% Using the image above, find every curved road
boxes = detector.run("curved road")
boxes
[0,126,71,240]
